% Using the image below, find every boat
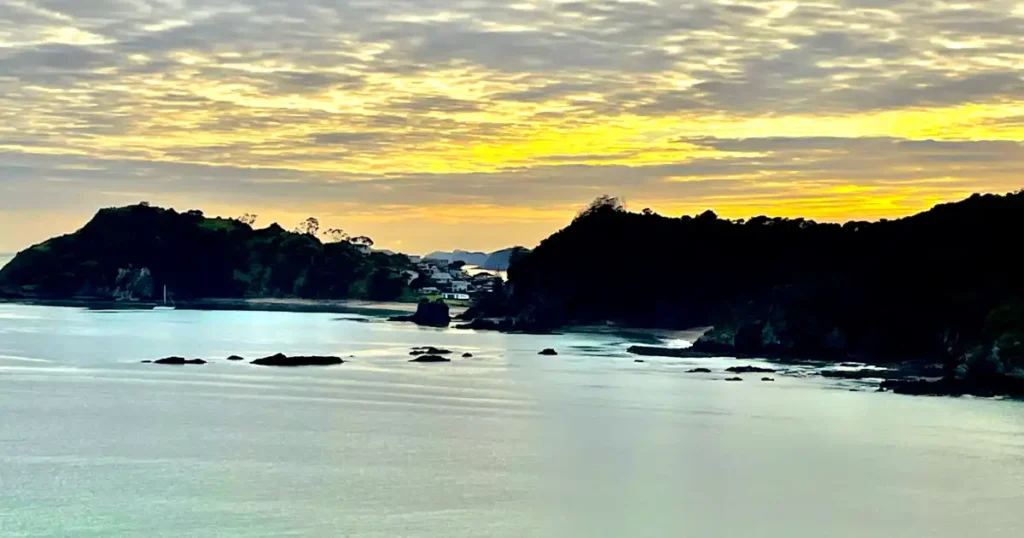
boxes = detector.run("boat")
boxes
[153,285,176,311]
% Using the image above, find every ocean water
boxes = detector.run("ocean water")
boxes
[1,304,1022,537]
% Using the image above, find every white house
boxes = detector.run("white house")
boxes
[441,292,470,301]
[450,280,470,293]
[432,272,453,283]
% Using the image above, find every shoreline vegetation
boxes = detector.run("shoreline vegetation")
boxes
[3,191,1023,398]
[0,296,470,317]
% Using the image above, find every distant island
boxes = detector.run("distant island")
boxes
[425,250,490,266]
[424,247,526,271]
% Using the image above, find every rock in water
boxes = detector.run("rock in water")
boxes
[151,357,207,365]
[725,377,744,382]
[454,318,513,331]
[462,353,474,358]
[539,348,558,356]
[634,359,645,363]
[390,299,451,328]
[251,354,344,367]
[227,355,245,361]
[762,377,775,382]
[410,347,452,356]
[726,366,776,374]
[410,355,451,363]
[687,368,712,373]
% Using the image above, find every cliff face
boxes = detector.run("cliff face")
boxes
[502,191,1024,367]
[0,204,413,301]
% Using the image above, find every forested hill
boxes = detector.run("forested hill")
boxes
[504,192,1024,366]
[0,204,414,301]
[479,247,527,271]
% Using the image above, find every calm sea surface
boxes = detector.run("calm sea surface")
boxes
[1,303,1022,537]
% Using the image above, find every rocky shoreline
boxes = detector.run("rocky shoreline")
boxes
[627,345,770,359]
[881,377,1024,398]
[627,344,1024,399]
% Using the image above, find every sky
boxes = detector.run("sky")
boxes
[1,0,1022,255]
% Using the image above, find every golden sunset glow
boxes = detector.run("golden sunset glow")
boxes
[1,0,1021,253]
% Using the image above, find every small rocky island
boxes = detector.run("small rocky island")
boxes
[390,299,451,328]
[408,346,454,363]
[409,355,451,363]
[145,357,207,365]
[410,346,452,356]
[726,366,777,374]
[251,354,345,367]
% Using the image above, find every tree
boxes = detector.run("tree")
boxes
[295,217,320,237]
[575,195,624,222]
[367,268,405,301]
[238,213,258,226]
[508,247,530,268]
[324,228,349,243]
[350,235,374,248]
[697,210,718,222]
[409,274,428,290]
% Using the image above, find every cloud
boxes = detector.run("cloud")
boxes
[0,0,1021,253]
[386,95,483,113]
[0,44,114,77]
[310,132,386,145]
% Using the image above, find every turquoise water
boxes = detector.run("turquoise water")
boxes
[1,304,1022,537]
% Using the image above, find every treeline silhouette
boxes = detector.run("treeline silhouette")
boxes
[503,192,1024,371]
[0,204,414,301]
